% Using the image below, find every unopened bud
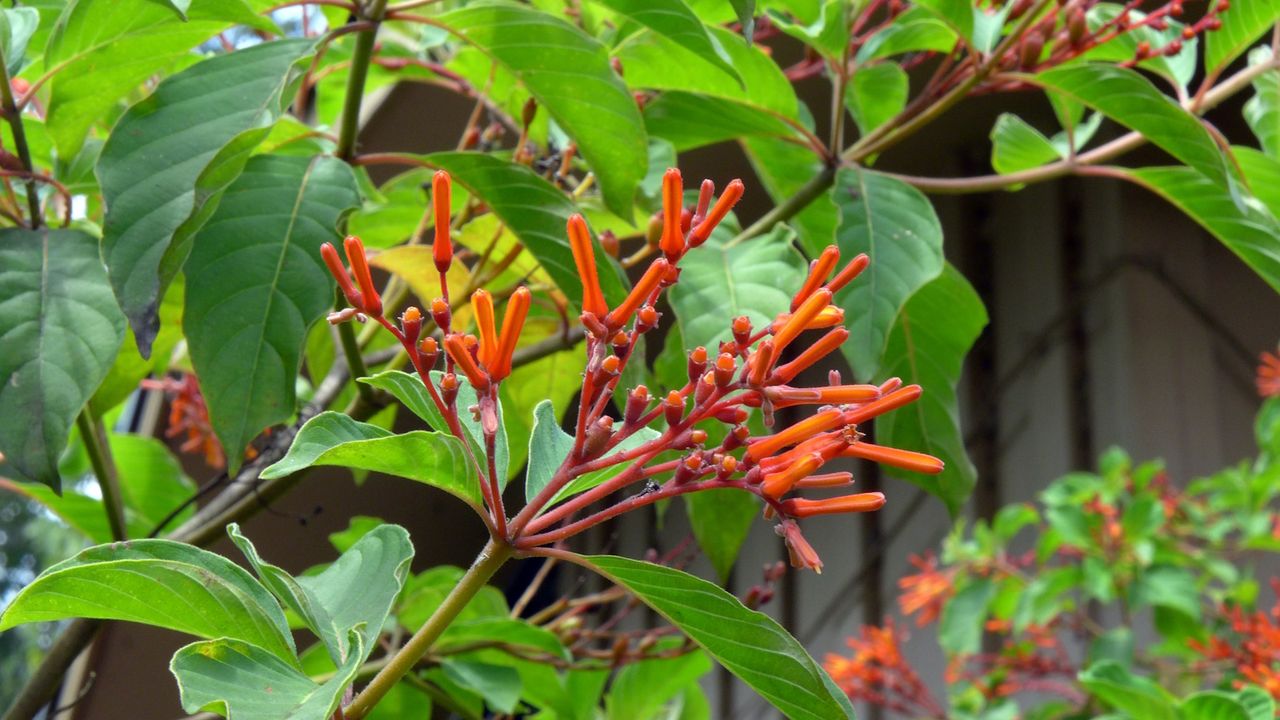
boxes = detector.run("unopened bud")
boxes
[522,98,538,128]
[688,346,708,382]
[600,230,619,257]
[441,372,460,405]
[611,331,630,356]
[695,372,715,404]
[582,416,614,459]
[601,355,621,376]
[663,391,685,426]
[636,305,659,333]
[430,297,451,333]
[714,353,736,387]
[625,385,650,425]
[401,306,422,346]
[418,336,439,368]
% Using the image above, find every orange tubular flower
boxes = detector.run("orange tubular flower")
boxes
[432,170,453,273]
[472,289,498,368]
[826,253,870,294]
[794,471,854,489]
[792,245,840,311]
[343,235,381,316]
[782,492,886,517]
[605,258,668,330]
[842,442,944,474]
[689,179,744,247]
[746,339,775,386]
[492,287,531,381]
[321,242,362,308]
[1258,348,1280,398]
[765,384,881,408]
[762,453,824,498]
[843,385,923,425]
[444,334,489,390]
[772,288,831,353]
[759,433,848,474]
[567,214,608,316]
[747,408,845,462]
[778,520,823,573]
[659,168,685,260]
[771,328,849,384]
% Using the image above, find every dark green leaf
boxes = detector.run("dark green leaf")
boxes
[939,578,995,654]
[45,0,276,157]
[846,63,908,136]
[1078,661,1178,720]
[582,555,856,720]
[730,0,756,41]
[1205,0,1280,75]
[438,3,646,216]
[0,228,125,489]
[0,7,39,74]
[877,265,986,514]
[260,411,482,507]
[667,225,807,351]
[684,489,757,582]
[832,167,946,381]
[0,538,297,663]
[1122,166,1280,293]
[97,38,313,354]
[592,0,739,82]
[1032,64,1235,189]
[424,152,628,310]
[171,631,362,719]
[185,154,359,471]
[856,8,956,62]
[110,432,196,530]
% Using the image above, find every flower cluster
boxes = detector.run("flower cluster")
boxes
[1258,347,1280,398]
[141,373,229,470]
[825,621,946,718]
[322,168,943,570]
[1193,582,1280,699]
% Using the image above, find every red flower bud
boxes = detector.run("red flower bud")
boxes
[430,297,451,333]
[444,334,489,391]
[492,286,531,381]
[606,259,668,330]
[663,390,685,426]
[792,245,840,311]
[825,253,869,295]
[625,385,650,425]
[321,242,362,308]
[841,442,944,474]
[688,346,708,382]
[401,306,422,347]
[782,492,885,517]
[343,236,381,316]
[568,214,608,317]
[472,289,498,369]
[747,408,844,462]
[689,179,744,247]
[660,168,685,260]
[432,171,453,274]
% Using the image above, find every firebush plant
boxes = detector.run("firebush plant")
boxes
[0,0,1279,717]
[825,391,1280,719]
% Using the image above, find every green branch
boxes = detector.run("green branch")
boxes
[0,48,43,226]
[75,410,128,543]
[335,0,390,161]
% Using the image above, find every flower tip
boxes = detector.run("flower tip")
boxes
[567,214,608,317]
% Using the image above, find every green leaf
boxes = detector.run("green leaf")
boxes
[1131,565,1201,620]
[832,167,945,381]
[1082,4,1198,91]
[109,432,196,530]
[606,647,712,720]
[1206,0,1280,75]
[767,1,850,58]
[0,476,147,543]
[184,154,359,472]
[582,555,856,720]
[1181,692,1255,720]
[990,113,1060,175]
[1078,661,1178,720]
[441,659,522,714]
[877,265,986,515]
[0,7,39,74]
[0,538,297,663]
[438,2,646,217]
[0,228,125,489]
[846,63,908,136]
[667,225,807,351]
[1031,64,1235,189]
[939,578,995,654]
[1122,166,1280,293]
[437,617,569,660]
[914,0,973,45]
[45,0,276,157]
[856,8,956,62]
[171,631,363,719]
[643,92,800,152]
[730,0,756,41]
[97,38,313,354]
[360,369,510,487]
[260,411,482,508]
[88,273,184,418]
[1235,687,1277,720]
[230,522,411,668]
[500,343,586,479]
[615,26,796,117]
[424,152,628,310]
[685,489,757,582]
[526,400,577,503]
[1244,47,1280,156]
[592,0,739,82]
